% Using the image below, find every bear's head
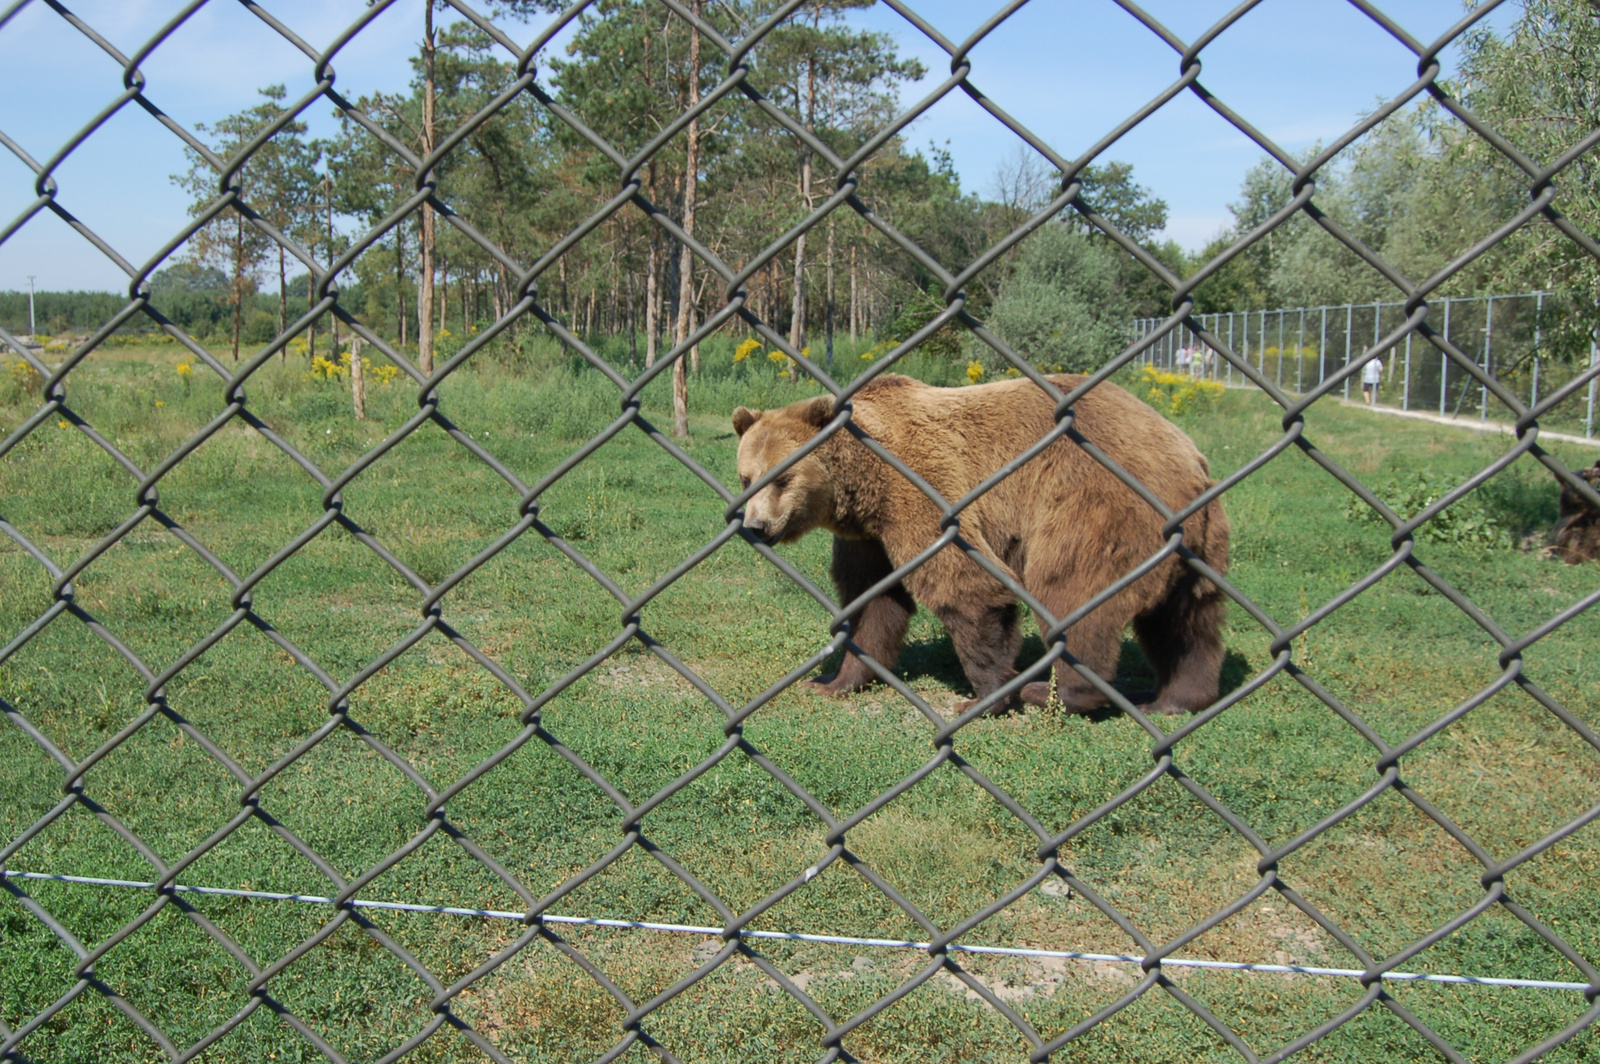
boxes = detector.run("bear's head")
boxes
[732,395,835,544]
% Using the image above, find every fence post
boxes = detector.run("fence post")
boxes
[1344,303,1353,401]
[350,336,366,421]
[1243,310,1250,383]
[1532,292,1543,408]
[1227,313,1234,386]
[1259,308,1266,376]
[1319,306,1327,390]
[1440,298,1450,417]
[1373,302,1382,397]
[1403,330,1411,411]
[1588,335,1597,439]
[1482,295,1493,422]
[1276,308,1285,389]
[1297,307,1305,392]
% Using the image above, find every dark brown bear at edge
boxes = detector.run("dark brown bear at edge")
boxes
[732,373,1230,715]
[1552,463,1600,564]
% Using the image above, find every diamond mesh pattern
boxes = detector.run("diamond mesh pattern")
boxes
[3,1,1600,1062]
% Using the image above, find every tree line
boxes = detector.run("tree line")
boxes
[1191,0,1600,361]
[6,0,1594,410]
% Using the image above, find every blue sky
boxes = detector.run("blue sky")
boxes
[0,0,1487,294]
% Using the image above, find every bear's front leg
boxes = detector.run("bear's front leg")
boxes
[811,537,915,697]
[895,541,1025,714]
[937,596,1025,713]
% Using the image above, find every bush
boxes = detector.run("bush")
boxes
[981,223,1130,374]
[1342,469,1515,548]
[3,358,44,404]
[243,309,279,345]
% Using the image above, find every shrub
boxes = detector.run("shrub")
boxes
[1342,470,1515,549]
[3,358,44,403]
[243,309,278,345]
[981,223,1130,373]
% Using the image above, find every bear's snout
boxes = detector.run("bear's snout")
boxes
[742,512,784,544]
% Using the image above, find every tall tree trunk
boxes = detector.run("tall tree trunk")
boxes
[790,169,808,351]
[278,244,287,362]
[646,234,659,367]
[232,213,243,362]
[325,173,339,360]
[439,254,448,341]
[394,230,408,347]
[417,0,437,375]
[673,1,702,437]
[307,268,315,361]
[790,55,817,356]
[643,39,658,369]
[558,255,568,325]
[825,214,835,372]
[608,233,620,340]
[850,241,858,343]
[627,267,639,365]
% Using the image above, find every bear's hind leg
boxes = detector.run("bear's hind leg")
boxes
[812,537,915,696]
[1133,574,1226,715]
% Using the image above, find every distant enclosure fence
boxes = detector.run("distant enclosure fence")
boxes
[4,2,1600,1064]
[1134,293,1600,438]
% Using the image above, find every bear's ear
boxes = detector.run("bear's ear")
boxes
[800,395,834,428]
[732,406,761,437]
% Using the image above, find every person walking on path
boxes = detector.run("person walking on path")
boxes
[1362,355,1384,406]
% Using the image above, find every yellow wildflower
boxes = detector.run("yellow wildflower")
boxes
[734,337,761,362]
[966,360,984,384]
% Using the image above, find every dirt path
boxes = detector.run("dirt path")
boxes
[1332,399,1598,449]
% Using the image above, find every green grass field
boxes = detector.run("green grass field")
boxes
[2,339,1598,1063]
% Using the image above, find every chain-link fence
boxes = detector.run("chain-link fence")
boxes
[4,1,1600,1062]
[1134,293,1600,437]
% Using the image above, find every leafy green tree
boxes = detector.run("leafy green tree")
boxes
[1452,0,1600,355]
[245,86,321,349]
[983,222,1131,374]
[174,87,307,359]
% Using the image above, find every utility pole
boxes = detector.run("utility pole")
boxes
[26,275,35,338]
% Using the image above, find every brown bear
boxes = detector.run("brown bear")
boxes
[1552,463,1600,564]
[732,373,1230,715]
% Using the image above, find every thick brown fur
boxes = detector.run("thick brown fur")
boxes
[732,373,1230,715]
[1552,464,1600,564]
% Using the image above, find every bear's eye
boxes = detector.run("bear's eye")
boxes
[739,476,750,491]
[774,474,792,492]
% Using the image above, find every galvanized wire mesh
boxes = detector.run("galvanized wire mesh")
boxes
[4,1,1600,1062]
